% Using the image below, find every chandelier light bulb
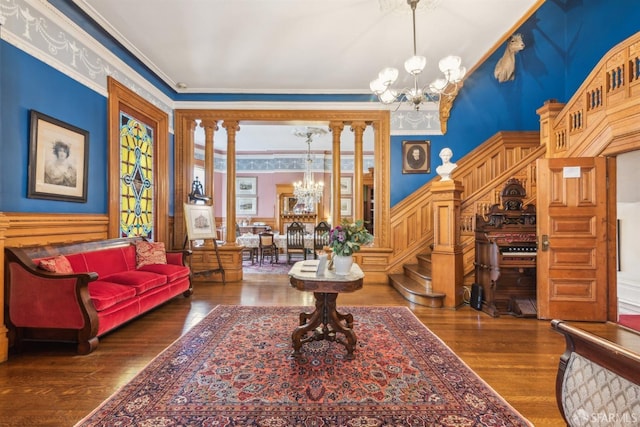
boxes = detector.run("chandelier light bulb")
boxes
[404,55,427,75]
[379,89,398,104]
[378,67,399,86]
[438,55,462,74]
[370,78,387,94]
[429,78,448,93]
[448,66,467,83]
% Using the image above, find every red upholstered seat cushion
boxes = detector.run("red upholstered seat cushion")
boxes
[101,271,167,295]
[135,241,167,268]
[88,281,137,311]
[66,247,136,277]
[38,255,74,274]
[137,263,190,282]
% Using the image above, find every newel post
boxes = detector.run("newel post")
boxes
[430,180,464,309]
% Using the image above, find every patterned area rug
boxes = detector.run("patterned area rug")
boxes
[242,259,295,275]
[76,306,532,426]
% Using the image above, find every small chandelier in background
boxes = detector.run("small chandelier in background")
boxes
[292,127,327,213]
[370,0,466,134]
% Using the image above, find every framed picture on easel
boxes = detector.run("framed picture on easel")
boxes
[184,203,216,240]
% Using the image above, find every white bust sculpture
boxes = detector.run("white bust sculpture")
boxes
[436,147,457,181]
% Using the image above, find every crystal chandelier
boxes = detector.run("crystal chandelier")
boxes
[369,0,466,127]
[292,127,326,213]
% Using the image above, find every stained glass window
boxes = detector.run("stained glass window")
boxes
[120,112,154,239]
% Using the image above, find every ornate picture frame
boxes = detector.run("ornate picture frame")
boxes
[28,110,89,202]
[340,198,352,216]
[237,197,258,215]
[236,176,257,195]
[340,176,353,195]
[184,203,217,240]
[402,140,430,174]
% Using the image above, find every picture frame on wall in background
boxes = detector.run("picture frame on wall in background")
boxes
[402,140,430,174]
[28,110,90,202]
[237,197,258,215]
[340,176,352,195]
[340,198,352,216]
[236,176,257,195]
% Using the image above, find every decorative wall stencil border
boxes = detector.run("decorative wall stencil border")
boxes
[210,154,374,173]
[391,105,442,135]
[0,0,174,129]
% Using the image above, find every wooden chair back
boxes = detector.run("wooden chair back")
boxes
[286,221,306,263]
[313,221,331,256]
[258,232,278,265]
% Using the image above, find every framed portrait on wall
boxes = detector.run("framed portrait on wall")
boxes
[183,203,216,240]
[402,140,430,174]
[237,197,258,215]
[28,110,89,202]
[236,176,257,195]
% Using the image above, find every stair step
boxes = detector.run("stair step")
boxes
[403,263,431,285]
[416,252,432,269]
[388,273,445,308]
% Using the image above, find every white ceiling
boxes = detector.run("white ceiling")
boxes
[72,0,538,151]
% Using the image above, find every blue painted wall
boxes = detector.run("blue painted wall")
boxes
[390,0,640,204]
[2,0,639,213]
[1,43,108,213]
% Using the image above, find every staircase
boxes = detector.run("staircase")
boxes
[386,131,543,308]
[389,250,445,308]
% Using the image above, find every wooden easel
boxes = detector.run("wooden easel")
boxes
[183,199,226,285]
[183,236,226,285]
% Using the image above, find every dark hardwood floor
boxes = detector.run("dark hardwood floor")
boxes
[0,274,567,426]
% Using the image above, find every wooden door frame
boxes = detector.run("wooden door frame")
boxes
[172,109,391,252]
[107,77,169,243]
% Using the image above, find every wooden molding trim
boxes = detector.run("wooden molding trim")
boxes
[107,77,169,243]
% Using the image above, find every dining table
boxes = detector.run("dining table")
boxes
[236,233,315,250]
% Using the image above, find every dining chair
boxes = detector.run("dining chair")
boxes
[286,221,307,264]
[313,221,331,259]
[258,232,279,265]
[237,222,257,264]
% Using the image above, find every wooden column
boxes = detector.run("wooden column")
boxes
[173,118,197,249]
[329,121,344,225]
[200,119,218,202]
[351,121,366,221]
[430,180,464,309]
[223,120,240,244]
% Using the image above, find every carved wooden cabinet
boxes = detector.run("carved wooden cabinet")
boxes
[474,178,537,317]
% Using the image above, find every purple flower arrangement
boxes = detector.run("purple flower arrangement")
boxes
[326,219,373,256]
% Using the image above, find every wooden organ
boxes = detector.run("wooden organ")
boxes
[474,178,537,317]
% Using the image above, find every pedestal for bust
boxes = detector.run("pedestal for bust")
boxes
[430,180,465,309]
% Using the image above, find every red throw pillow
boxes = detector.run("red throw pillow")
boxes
[38,255,74,274]
[135,241,167,268]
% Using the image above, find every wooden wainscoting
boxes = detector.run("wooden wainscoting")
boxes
[0,212,110,362]
[388,131,541,277]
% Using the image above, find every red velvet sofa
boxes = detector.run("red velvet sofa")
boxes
[4,237,192,355]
